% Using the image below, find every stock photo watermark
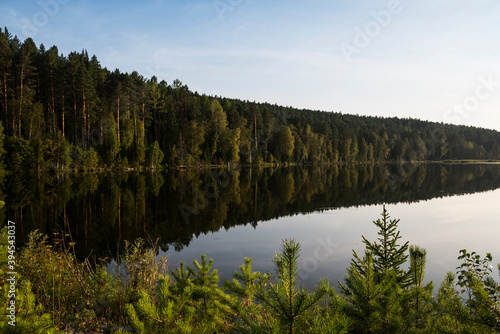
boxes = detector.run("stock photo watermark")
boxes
[385,128,446,191]
[339,0,411,63]
[6,220,17,327]
[443,74,500,125]
[20,0,71,39]
[298,235,340,280]
[144,63,170,83]
[385,73,499,191]
[212,0,250,20]
[178,169,233,224]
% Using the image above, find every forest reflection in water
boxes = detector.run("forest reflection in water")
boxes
[5,163,500,265]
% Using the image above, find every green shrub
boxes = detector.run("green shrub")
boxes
[0,225,57,333]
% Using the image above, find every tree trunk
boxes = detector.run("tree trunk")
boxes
[117,95,120,143]
[73,72,77,143]
[61,89,65,138]
[254,110,258,156]
[18,65,24,137]
[141,91,145,140]
[50,68,56,134]
[2,66,7,133]
[133,94,137,140]
[82,79,86,147]
[254,176,258,217]
[28,105,32,139]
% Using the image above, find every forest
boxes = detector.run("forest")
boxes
[2,27,500,172]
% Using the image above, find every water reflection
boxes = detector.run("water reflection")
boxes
[4,163,500,265]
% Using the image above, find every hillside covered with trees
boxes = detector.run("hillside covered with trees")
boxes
[1,27,500,171]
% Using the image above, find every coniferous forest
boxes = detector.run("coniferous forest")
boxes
[1,27,500,173]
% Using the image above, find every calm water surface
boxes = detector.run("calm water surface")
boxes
[165,187,500,289]
[4,163,500,289]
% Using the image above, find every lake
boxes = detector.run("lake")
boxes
[4,163,500,289]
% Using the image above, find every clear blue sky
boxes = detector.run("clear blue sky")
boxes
[2,0,500,130]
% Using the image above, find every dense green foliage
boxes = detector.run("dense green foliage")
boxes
[2,206,500,333]
[2,28,500,172]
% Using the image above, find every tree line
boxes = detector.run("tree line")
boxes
[1,27,500,171]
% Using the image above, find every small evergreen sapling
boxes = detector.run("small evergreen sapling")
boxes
[255,239,331,334]
[187,254,232,323]
[125,275,195,333]
[171,254,233,331]
[128,254,233,333]
[224,257,271,333]
[340,206,434,333]
[340,250,403,333]
[362,205,409,285]
[404,245,435,332]
[224,257,268,307]
[1,280,58,333]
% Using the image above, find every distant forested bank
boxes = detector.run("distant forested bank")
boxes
[1,27,500,173]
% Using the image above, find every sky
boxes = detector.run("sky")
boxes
[1,0,500,130]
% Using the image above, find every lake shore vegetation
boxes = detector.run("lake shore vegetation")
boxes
[1,203,499,333]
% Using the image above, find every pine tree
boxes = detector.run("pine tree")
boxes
[340,250,403,333]
[188,254,232,323]
[404,245,435,332]
[146,140,164,168]
[0,29,12,135]
[77,60,98,147]
[254,239,331,334]
[223,257,272,332]
[100,113,120,165]
[362,205,409,285]
[125,275,195,334]
[224,257,268,307]
[14,38,37,138]
[131,120,146,166]
[170,254,233,331]
[0,280,58,333]
[340,206,416,333]
[307,290,351,334]
[67,52,81,143]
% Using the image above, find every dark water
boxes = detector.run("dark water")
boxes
[4,163,500,288]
